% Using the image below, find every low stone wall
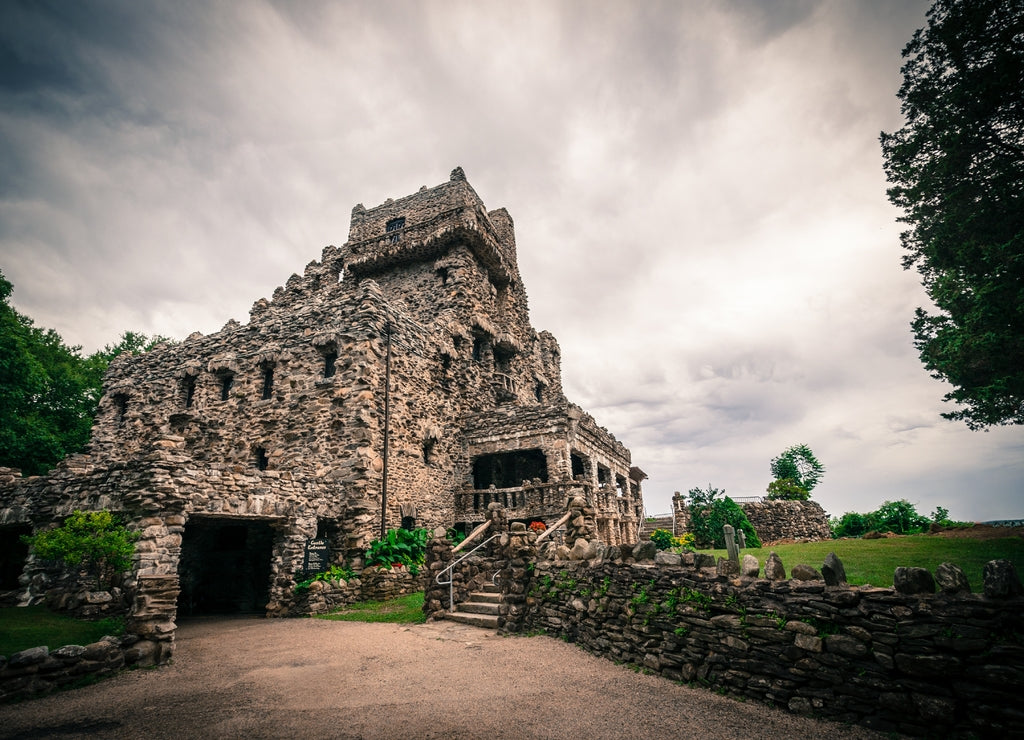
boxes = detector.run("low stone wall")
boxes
[0,633,164,703]
[507,550,1023,737]
[739,500,832,542]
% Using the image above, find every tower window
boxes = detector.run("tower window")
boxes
[323,349,338,378]
[182,376,197,408]
[261,366,274,400]
[219,373,234,401]
[255,447,269,471]
[386,217,405,244]
[113,394,128,425]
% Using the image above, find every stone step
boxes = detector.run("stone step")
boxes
[446,611,500,629]
[458,601,500,615]
[468,591,501,603]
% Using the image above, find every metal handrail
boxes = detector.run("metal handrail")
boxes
[435,533,502,611]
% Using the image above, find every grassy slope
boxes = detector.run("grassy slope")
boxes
[704,535,1024,591]
[0,606,123,657]
[316,592,426,624]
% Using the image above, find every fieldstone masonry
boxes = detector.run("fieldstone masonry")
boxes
[0,169,645,667]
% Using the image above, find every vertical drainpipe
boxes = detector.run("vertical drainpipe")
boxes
[381,321,392,540]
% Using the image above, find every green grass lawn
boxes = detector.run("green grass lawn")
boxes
[0,606,124,657]
[703,535,1024,591]
[316,591,425,624]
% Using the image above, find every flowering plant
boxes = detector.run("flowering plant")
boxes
[528,521,547,533]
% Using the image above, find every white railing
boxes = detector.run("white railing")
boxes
[436,530,501,611]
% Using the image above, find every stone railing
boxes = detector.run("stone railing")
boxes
[454,481,590,522]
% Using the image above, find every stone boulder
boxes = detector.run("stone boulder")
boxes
[821,552,847,587]
[741,554,760,578]
[935,562,970,594]
[791,564,822,581]
[632,541,658,562]
[764,552,786,581]
[983,559,1023,598]
[894,566,936,595]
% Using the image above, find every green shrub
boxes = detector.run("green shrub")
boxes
[765,478,810,501]
[685,485,761,549]
[831,511,871,538]
[650,529,695,551]
[364,528,428,575]
[22,510,139,589]
[294,563,355,594]
[869,499,931,535]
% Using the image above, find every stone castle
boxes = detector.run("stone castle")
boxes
[0,167,645,623]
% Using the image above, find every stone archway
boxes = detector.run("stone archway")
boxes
[177,516,276,617]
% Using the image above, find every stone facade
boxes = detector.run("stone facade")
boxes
[0,168,645,651]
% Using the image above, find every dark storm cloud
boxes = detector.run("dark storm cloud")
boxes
[0,0,1020,521]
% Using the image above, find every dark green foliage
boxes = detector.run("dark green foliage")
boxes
[880,0,1024,428]
[0,271,173,475]
[765,478,810,501]
[830,499,938,537]
[0,272,100,475]
[22,510,139,589]
[294,563,355,594]
[769,444,824,495]
[649,529,674,550]
[364,528,429,575]
[685,485,761,549]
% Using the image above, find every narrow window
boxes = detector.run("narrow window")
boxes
[472,337,484,362]
[255,447,269,471]
[323,349,337,378]
[261,366,274,400]
[113,394,128,425]
[422,440,435,465]
[219,373,234,401]
[182,376,197,408]
[534,383,544,403]
[386,217,405,244]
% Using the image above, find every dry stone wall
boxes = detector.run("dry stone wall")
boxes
[507,551,1023,737]
[740,500,832,542]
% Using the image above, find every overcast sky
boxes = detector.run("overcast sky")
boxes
[1,0,1021,522]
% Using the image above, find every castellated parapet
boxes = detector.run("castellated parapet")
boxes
[0,168,645,643]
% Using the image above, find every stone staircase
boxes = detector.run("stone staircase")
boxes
[638,515,673,540]
[445,583,501,629]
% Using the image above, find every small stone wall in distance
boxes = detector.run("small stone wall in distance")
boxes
[740,499,831,542]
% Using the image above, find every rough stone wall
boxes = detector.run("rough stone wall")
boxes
[740,500,832,542]
[514,553,1024,737]
[670,496,831,544]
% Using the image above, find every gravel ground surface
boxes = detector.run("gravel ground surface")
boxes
[0,616,896,740]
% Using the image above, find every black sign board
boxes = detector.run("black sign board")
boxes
[304,538,330,575]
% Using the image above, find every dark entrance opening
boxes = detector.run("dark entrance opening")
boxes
[177,517,275,617]
[472,449,548,489]
[0,525,31,591]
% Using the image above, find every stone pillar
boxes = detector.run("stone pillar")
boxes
[563,495,599,560]
[498,521,536,634]
[126,574,179,665]
[423,528,453,620]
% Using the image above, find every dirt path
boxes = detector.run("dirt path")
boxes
[0,617,894,740]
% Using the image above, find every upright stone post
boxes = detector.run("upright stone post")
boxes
[724,524,738,563]
[738,529,747,550]
[423,527,453,620]
[498,521,536,634]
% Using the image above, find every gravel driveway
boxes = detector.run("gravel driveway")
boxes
[0,616,894,739]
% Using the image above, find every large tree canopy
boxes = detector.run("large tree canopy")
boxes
[880,0,1024,429]
[0,271,170,475]
[769,443,825,497]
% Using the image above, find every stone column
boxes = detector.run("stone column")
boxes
[498,521,536,634]
[423,528,453,620]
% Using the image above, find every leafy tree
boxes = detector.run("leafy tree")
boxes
[769,444,824,496]
[0,272,98,475]
[22,510,139,589]
[830,511,871,539]
[0,271,171,475]
[765,478,810,501]
[880,0,1024,429]
[684,485,761,550]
